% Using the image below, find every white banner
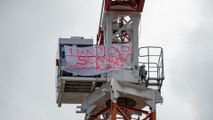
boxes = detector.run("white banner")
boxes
[62,43,132,76]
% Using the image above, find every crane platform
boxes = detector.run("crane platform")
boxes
[56,37,107,106]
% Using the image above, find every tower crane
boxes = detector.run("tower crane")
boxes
[56,0,164,120]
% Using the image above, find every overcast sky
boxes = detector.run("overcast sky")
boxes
[0,0,213,120]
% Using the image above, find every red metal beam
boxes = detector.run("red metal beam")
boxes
[150,112,156,120]
[88,103,155,120]
[111,103,117,120]
[137,0,145,12]
[105,0,112,11]
[116,104,130,120]
[96,27,104,45]
[104,0,145,12]
[118,104,149,115]
[143,113,151,120]
[88,105,111,120]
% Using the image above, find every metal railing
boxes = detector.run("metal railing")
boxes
[138,46,164,92]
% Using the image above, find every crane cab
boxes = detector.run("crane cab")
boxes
[56,37,106,107]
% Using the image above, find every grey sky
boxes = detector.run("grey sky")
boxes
[0,0,212,120]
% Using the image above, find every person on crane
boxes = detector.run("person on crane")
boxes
[139,64,147,82]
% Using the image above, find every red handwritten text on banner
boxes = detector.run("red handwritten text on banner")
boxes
[62,43,132,76]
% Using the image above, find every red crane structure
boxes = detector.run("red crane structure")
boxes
[56,0,164,120]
